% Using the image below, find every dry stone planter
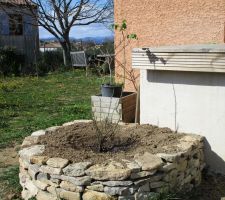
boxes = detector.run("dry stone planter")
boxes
[19,120,205,200]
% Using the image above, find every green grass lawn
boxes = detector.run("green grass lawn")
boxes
[0,69,107,199]
[0,69,106,148]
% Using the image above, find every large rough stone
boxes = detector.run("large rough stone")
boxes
[177,141,193,153]
[99,181,133,187]
[59,189,81,200]
[149,173,165,182]
[177,160,188,172]
[138,182,150,192]
[30,156,49,165]
[87,184,104,192]
[36,190,58,200]
[150,181,165,188]
[19,172,31,188]
[60,181,84,192]
[63,162,92,177]
[40,165,62,175]
[104,186,130,196]
[189,168,198,177]
[47,186,62,196]
[31,130,46,136]
[195,174,202,186]
[66,176,92,186]
[133,173,164,187]
[176,172,185,184]
[46,126,60,132]
[189,158,200,168]
[200,163,206,171]
[21,189,33,200]
[160,163,177,172]
[128,186,138,195]
[19,158,30,169]
[24,179,39,196]
[21,136,39,148]
[163,169,178,183]
[156,153,182,163]
[50,178,61,185]
[34,180,49,190]
[47,157,69,168]
[20,165,28,175]
[41,179,60,188]
[122,160,141,173]
[19,145,45,162]
[86,162,131,181]
[50,174,62,179]
[118,196,135,200]
[52,175,91,186]
[28,164,40,180]
[37,173,50,181]
[134,152,163,171]
[180,135,203,145]
[130,170,156,179]
[183,175,192,184]
[83,190,115,200]
[135,192,159,200]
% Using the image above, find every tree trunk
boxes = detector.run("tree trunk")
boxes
[61,37,72,67]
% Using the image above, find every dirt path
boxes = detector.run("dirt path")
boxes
[0,147,20,200]
[0,147,19,168]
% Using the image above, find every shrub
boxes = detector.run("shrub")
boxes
[39,50,64,72]
[0,47,25,76]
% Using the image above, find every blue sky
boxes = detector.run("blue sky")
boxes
[38,0,114,39]
[39,23,114,39]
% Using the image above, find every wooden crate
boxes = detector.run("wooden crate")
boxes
[91,92,137,123]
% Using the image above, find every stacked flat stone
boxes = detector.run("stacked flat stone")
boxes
[19,120,205,200]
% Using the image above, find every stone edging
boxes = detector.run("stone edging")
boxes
[19,120,205,200]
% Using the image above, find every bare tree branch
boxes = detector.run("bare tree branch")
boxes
[0,0,113,65]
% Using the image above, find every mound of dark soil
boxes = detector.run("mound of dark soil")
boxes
[38,122,185,164]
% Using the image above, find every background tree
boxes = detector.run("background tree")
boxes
[3,0,113,66]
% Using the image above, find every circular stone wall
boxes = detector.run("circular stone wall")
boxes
[19,120,205,200]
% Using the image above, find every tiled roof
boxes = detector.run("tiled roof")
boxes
[40,42,62,49]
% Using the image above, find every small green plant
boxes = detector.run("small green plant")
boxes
[114,19,139,91]
[91,20,138,149]
[92,117,120,152]
[35,50,65,76]
[95,20,138,87]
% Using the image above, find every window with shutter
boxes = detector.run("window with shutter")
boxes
[9,14,23,35]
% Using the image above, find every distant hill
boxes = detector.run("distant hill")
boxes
[40,36,114,44]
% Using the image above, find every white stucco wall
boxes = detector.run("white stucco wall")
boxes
[140,69,225,174]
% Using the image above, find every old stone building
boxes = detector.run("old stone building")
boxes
[0,0,39,64]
